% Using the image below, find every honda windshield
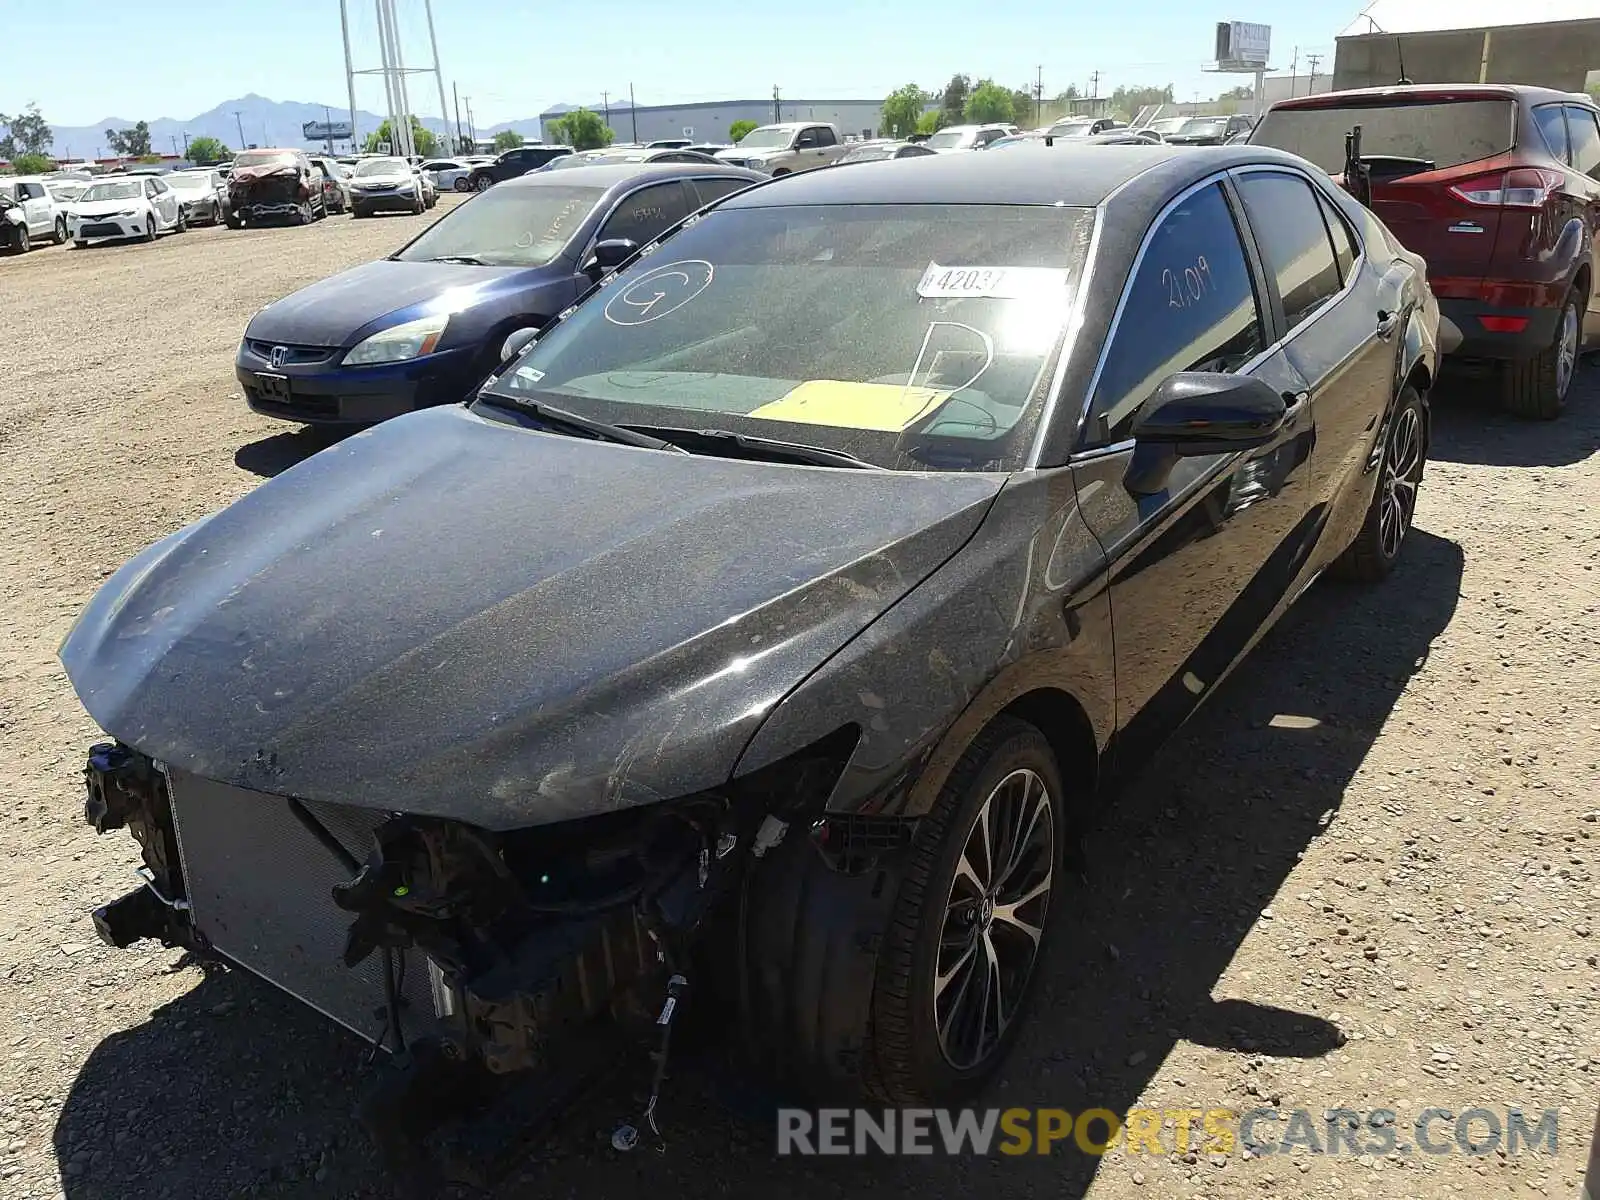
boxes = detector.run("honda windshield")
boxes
[480,202,1094,472]
[394,183,604,267]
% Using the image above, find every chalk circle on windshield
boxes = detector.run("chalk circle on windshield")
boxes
[603,259,715,327]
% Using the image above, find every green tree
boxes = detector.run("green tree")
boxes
[364,117,438,156]
[964,79,1015,124]
[493,129,525,151]
[1219,84,1253,100]
[1010,86,1036,125]
[915,109,945,135]
[1054,85,1080,101]
[880,84,926,139]
[0,102,52,161]
[106,120,152,158]
[548,108,613,150]
[186,136,231,163]
[939,74,971,125]
[729,119,759,143]
[11,151,53,174]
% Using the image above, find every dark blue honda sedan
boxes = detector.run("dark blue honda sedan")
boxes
[236,162,764,425]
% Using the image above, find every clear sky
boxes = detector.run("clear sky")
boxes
[6,0,1348,127]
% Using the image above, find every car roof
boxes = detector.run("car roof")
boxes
[1269,83,1576,110]
[721,142,1314,210]
[501,162,765,191]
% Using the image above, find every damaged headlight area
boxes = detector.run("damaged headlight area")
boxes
[79,724,897,1184]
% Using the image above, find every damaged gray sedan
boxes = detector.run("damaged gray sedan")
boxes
[63,144,1438,1181]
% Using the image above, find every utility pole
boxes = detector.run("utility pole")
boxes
[423,0,450,159]
[465,97,476,144]
[601,90,610,136]
[772,84,781,123]
[1034,64,1043,125]
[1305,52,1322,95]
[629,83,638,142]
[453,82,465,153]
[233,110,246,148]
[1289,45,1299,97]
[1089,70,1101,99]
[324,105,335,156]
[339,0,359,147]
[170,135,179,157]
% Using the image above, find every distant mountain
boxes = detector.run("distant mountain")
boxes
[46,93,467,157]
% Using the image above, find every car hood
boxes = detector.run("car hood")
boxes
[715,146,780,160]
[231,162,299,184]
[1165,132,1225,145]
[244,258,546,347]
[60,405,1001,829]
[72,199,146,217]
[352,173,413,186]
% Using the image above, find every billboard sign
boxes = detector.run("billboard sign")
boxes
[302,119,354,141]
[1215,21,1271,67]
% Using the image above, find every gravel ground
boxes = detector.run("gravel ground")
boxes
[0,207,1596,1200]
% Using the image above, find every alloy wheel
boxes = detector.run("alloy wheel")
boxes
[933,767,1055,1071]
[1378,404,1423,562]
[1555,299,1579,401]
[475,176,491,192]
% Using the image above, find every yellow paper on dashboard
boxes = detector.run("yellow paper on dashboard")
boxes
[747,380,948,432]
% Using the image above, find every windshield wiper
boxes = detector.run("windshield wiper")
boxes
[477,394,687,453]
[426,254,489,265]
[624,426,881,470]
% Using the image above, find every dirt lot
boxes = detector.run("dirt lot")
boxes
[0,207,1596,1200]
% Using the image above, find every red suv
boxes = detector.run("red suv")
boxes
[1251,85,1600,418]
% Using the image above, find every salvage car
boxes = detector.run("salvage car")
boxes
[225,147,326,227]
[236,162,762,424]
[0,177,67,251]
[67,145,1438,1184]
[1252,83,1600,418]
[68,176,184,246]
[348,156,432,217]
[165,169,227,226]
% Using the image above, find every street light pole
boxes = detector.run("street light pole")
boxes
[629,83,638,142]
[233,110,246,148]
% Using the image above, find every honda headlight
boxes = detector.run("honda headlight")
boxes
[344,314,449,365]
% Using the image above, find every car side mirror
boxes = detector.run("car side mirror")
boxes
[583,237,637,277]
[1123,372,1287,496]
[500,326,541,363]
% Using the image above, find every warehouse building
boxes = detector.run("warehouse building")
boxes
[1333,0,1600,92]
[538,97,889,145]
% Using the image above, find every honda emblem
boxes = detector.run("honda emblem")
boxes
[269,345,288,369]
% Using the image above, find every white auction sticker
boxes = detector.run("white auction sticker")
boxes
[916,262,1069,300]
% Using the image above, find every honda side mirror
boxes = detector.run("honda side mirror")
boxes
[500,326,541,363]
[1124,372,1288,495]
[582,237,637,277]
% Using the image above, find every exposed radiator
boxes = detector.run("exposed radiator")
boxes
[165,770,439,1045]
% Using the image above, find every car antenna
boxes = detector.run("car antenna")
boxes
[1395,36,1412,85]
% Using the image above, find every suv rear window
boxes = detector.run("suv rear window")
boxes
[1250,99,1516,173]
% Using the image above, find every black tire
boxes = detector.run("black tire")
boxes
[1502,286,1582,420]
[868,716,1065,1104]
[143,216,156,243]
[224,210,244,230]
[54,216,67,245]
[771,168,791,176]
[1329,385,1427,583]
[412,195,425,215]
[72,239,87,249]
[474,175,492,192]
[296,200,313,226]
[8,225,28,255]
[454,177,472,192]
[174,210,187,233]
[352,204,368,219]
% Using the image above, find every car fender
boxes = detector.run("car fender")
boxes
[732,470,1115,820]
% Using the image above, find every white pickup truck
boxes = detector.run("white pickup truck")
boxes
[714,122,851,175]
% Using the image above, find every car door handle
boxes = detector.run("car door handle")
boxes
[1376,310,1400,340]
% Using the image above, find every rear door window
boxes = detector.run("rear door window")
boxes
[1250,99,1516,173]
[1316,191,1358,283]
[1565,106,1600,178]
[1534,105,1570,162]
[1088,181,1265,444]
[1236,171,1343,330]
[688,177,751,206]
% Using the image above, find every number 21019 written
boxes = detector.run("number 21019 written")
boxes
[1163,256,1213,309]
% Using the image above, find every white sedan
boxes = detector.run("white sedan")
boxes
[420,158,480,192]
[69,176,184,246]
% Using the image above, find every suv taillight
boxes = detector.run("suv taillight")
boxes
[1449,168,1562,208]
